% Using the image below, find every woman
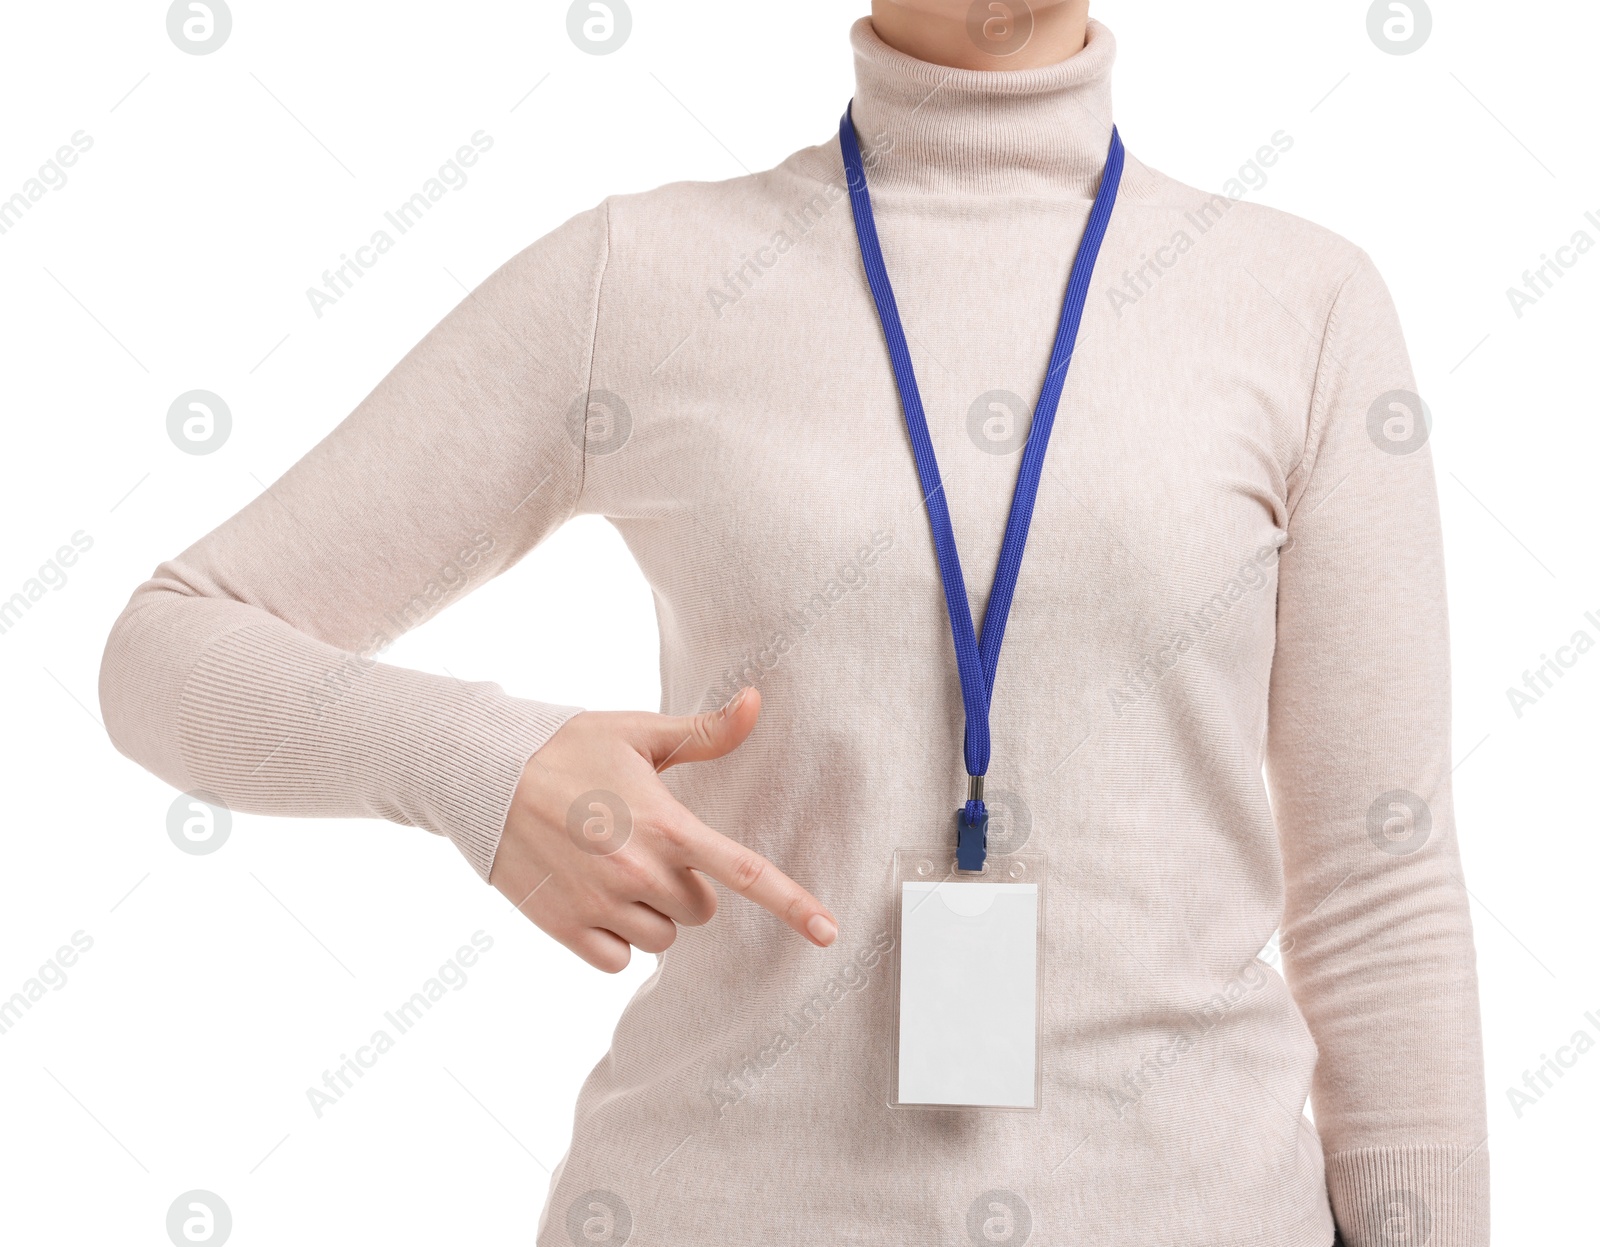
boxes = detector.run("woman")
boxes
[100,1,1489,1243]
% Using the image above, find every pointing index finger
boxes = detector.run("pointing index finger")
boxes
[683,827,837,947]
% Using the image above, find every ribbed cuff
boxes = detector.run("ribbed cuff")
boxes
[1325,1144,1488,1247]
[157,616,582,883]
[404,681,584,881]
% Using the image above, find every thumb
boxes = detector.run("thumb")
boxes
[634,686,761,771]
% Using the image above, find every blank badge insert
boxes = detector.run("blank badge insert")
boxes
[897,880,1039,1108]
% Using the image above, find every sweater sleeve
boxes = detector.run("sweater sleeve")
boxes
[1266,252,1489,1246]
[98,201,611,881]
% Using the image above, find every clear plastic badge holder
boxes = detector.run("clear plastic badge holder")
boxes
[889,848,1046,1111]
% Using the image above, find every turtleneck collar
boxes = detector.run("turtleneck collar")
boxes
[846,16,1152,198]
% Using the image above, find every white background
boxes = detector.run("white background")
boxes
[1,0,1595,1242]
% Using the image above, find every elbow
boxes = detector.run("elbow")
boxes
[98,585,196,792]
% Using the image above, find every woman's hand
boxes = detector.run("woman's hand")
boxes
[490,687,838,971]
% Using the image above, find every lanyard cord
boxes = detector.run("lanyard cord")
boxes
[839,102,1125,866]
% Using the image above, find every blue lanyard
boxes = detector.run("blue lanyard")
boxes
[839,101,1125,871]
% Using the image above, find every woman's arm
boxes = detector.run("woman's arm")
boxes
[99,204,612,882]
[1266,253,1489,1247]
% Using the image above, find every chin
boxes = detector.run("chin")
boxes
[882,0,1078,15]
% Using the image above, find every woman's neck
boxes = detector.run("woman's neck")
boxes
[868,0,1090,71]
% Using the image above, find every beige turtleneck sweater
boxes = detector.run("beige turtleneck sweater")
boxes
[99,18,1488,1247]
